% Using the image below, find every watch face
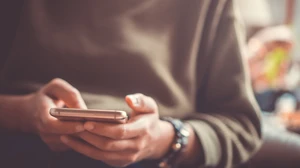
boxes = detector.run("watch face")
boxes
[180,127,190,137]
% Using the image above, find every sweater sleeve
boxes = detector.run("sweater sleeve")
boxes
[185,0,262,167]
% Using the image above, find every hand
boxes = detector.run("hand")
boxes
[60,93,175,167]
[21,78,87,151]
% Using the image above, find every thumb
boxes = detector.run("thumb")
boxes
[125,93,158,115]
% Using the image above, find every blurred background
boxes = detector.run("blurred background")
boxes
[237,0,300,115]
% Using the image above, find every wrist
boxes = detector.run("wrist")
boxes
[154,117,190,168]
[18,94,36,133]
[0,94,31,132]
[151,120,175,159]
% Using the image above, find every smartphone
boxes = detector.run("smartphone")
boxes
[50,108,128,123]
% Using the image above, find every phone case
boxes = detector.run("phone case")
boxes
[49,108,128,123]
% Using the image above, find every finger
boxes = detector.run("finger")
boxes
[61,135,106,161]
[40,96,85,134]
[45,118,85,134]
[61,135,139,167]
[84,119,148,139]
[42,78,87,109]
[78,132,139,152]
[125,93,158,114]
[53,99,65,108]
[60,136,126,160]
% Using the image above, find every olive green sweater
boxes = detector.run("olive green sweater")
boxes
[0,0,261,167]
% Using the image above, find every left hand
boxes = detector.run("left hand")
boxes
[60,93,175,167]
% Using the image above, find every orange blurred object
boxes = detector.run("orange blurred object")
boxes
[280,111,300,130]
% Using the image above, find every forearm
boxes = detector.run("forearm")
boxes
[186,112,262,168]
[0,95,29,132]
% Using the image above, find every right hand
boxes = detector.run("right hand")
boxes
[21,78,87,151]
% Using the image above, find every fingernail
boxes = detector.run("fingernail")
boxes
[84,123,94,130]
[128,95,140,107]
[76,125,84,132]
[60,136,69,143]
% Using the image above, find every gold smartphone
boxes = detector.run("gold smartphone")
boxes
[50,108,128,123]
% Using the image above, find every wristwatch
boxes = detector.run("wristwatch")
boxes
[158,117,190,168]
